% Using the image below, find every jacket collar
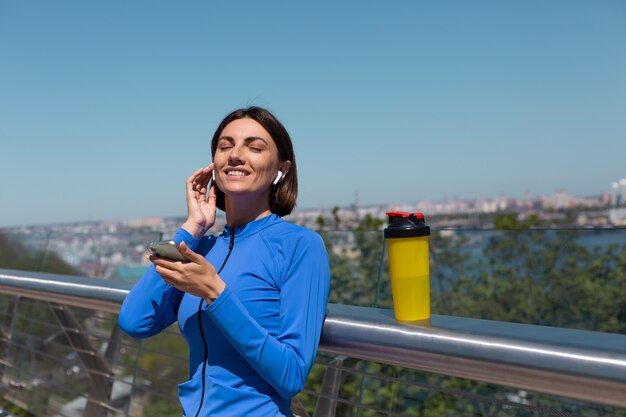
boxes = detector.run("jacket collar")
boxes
[222,213,282,239]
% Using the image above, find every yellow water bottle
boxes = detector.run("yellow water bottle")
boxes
[384,211,431,321]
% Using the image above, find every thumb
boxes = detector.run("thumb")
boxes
[179,241,202,263]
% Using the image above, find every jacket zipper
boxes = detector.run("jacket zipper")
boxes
[194,227,235,417]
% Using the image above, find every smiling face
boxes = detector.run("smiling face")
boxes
[213,117,290,209]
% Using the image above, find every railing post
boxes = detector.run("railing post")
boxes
[104,323,122,368]
[313,355,348,417]
[0,296,20,385]
[290,397,310,417]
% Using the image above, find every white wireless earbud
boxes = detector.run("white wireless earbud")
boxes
[273,171,283,185]
[212,170,216,181]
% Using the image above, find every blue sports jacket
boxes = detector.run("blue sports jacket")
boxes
[118,214,331,416]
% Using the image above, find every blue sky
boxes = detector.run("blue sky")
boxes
[1,1,625,227]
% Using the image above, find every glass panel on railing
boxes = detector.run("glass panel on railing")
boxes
[1,224,625,416]
[119,326,188,417]
[318,227,626,334]
[0,297,117,416]
[1,289,625,416]
[0,230,74,274]
[319,231,387,308]
[424,228,626,333]
[0,225,163,282]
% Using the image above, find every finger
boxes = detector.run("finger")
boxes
[186,173,200,198]
[179,241,203,263]
[195,169,212,191]
[152,257,182,272]
[156,269,185,292]
[187,166,210,193]
[155,265,175,281]
[199,163,215,188]
[147,254,174,266]
[191,170,212,199]
[195,178,209,197]
[187,166,209,182]
[206,183,217,211]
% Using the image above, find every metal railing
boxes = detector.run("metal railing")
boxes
[1,268,625,417]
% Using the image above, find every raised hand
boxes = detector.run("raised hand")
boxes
[181,164,217,239]
[150,241,226,303]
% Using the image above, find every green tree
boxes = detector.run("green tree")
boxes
[315,215,326,231]
[143,399,183,417]
[332,206,341,230]
[493,212,539,230]
[319,213,386,307]
[0,232,77,274]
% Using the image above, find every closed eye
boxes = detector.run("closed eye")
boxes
[217,137,234,151]
[247,137,267,153]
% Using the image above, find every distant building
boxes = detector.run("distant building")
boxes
[609,179,626,225]
[540,190,574,210]
[124,217,164,228]
[610,179,626,207]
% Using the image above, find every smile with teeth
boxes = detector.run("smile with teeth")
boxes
[226,170,249,176]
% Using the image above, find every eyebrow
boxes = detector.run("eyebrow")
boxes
[217,136,269,145]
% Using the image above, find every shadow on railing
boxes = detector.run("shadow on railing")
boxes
[0,269,625,417]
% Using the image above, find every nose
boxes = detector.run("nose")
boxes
[228,144,244,165]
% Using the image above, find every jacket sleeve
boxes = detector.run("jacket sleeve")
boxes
[206,231,331,399]
[117,228,202,338]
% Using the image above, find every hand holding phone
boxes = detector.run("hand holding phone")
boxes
[147,240,189,263]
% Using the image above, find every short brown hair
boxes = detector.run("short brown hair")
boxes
[210,107,298,217]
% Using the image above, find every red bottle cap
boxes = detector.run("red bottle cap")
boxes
[385,211,430,238]
[386,211,410,218]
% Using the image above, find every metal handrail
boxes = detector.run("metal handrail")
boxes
[1,268,626,409]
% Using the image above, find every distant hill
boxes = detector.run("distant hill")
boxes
[0,232,77,274]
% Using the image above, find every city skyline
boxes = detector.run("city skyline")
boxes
[1,1,625,227]
[1,183,614,229]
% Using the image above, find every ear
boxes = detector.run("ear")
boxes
[279,160,292,178]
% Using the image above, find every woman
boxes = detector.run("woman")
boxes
[118,107,331,417]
